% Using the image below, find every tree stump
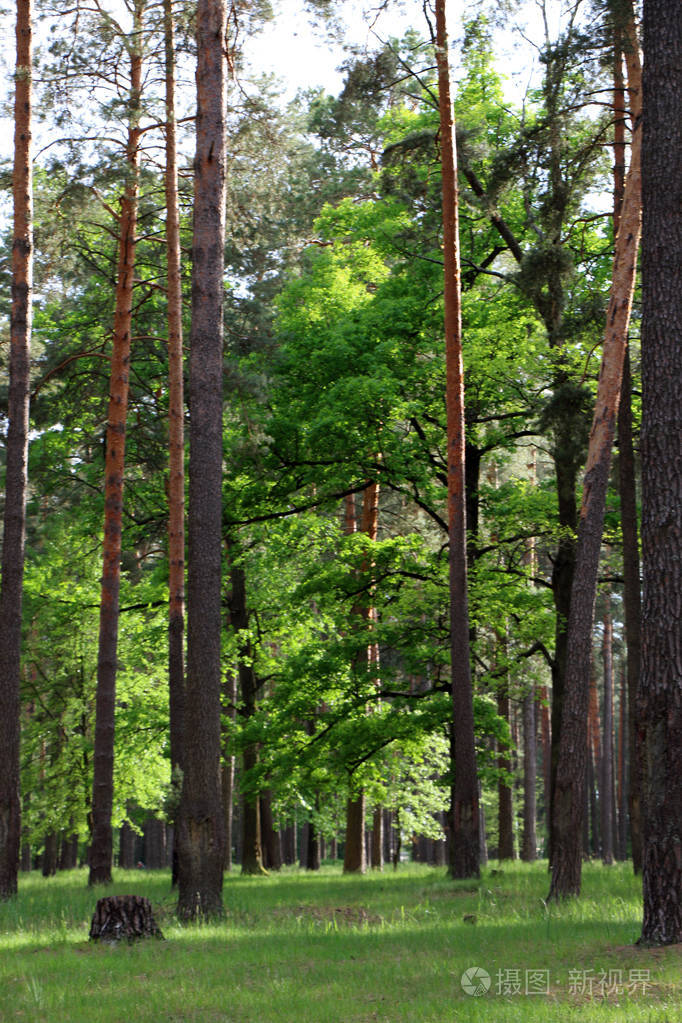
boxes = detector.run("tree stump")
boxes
[89,895,163,942]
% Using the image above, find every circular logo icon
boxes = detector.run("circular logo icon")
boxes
[461,966,491,996]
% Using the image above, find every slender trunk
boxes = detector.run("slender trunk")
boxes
[548,8,641,899]
[638,0,682,946]
[176,0,228,919]
[164,0,185,890]
[618,350,643,872]
[89,6,143,885]
[497,687,515,860]
[221,671,237,871]
[521,687,537,861]
[371,806,383,870]
[617,672,628,860]
[119,816,136,869]
[0,0,32,900]
[435,0,479,881]
[601,594,615,865]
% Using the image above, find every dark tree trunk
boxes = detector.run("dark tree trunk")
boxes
[548,9,641,899]
[371,806,383,870]
[119,818,136,869]
[260,791,281,871]
[343,794,366,873]
[164,0,185,892]
[601,595,615,865]
[42,832,57,877]
[143,818,167,869]
[639,0,682,945]
[302,817,320,871]
[227,564,265,876]
[434,0,479,881]
[89,4,144,886]
[0,0,33,901]
[617,672,628,860]
[175,0,228,919]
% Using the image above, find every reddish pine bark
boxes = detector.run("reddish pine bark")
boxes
[0,0,32,900]
[164,0,185,884]
[638,0,682,947]
[601,595,615,865]
[88,4,144,887]
[435,0,479,879]
[176,0,228,919]
[548,7,641,899]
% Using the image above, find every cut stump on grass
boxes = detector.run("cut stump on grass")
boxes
[89,895,163,942]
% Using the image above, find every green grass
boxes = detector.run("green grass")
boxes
[0,861,680,1022]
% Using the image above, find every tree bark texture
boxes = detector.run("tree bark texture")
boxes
[548,8,641,899]
[176,0,228,919]
[639,0,682,946]
[89,895,162,941]
[521,687,537,861]
[164,0,185,889]
[89,6,143,886]
[0,0,32,900]
[435,0,479,881]
[371,806,383,869]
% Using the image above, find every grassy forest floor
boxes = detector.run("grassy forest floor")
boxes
[0,862,680,1023]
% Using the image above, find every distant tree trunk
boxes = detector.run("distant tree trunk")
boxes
[0,0,33,901]
[176,0,228,919]
[119,818,136,869]
[638,0,682,946]
[89,1,144,887]
[521,687,537,861]
[588,673,601,856]
[58,830,78,871]
[164,0,185,890]
[42,832,57,877]
[302,816,320,871]
[601,595,615,865]
[548,7,642,899]
[343,794,366,874]
[497,686,515,860]
[371,807,383,870]
[434,0,479,882]
[260,790,281,871]
[143,817,167,869]
[221,671,237,871]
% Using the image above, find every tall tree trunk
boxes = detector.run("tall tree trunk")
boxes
[0,0,32,900]
[617,672,628,860]
[176,0,228,919]
[638,0,682,946]
[614,10,643,876]
[548,7,641,899]
[164,0,185,890]
[89,3,143,886]
[601,594,615,865]
[434,0,479,881]
[618,350,643,873]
